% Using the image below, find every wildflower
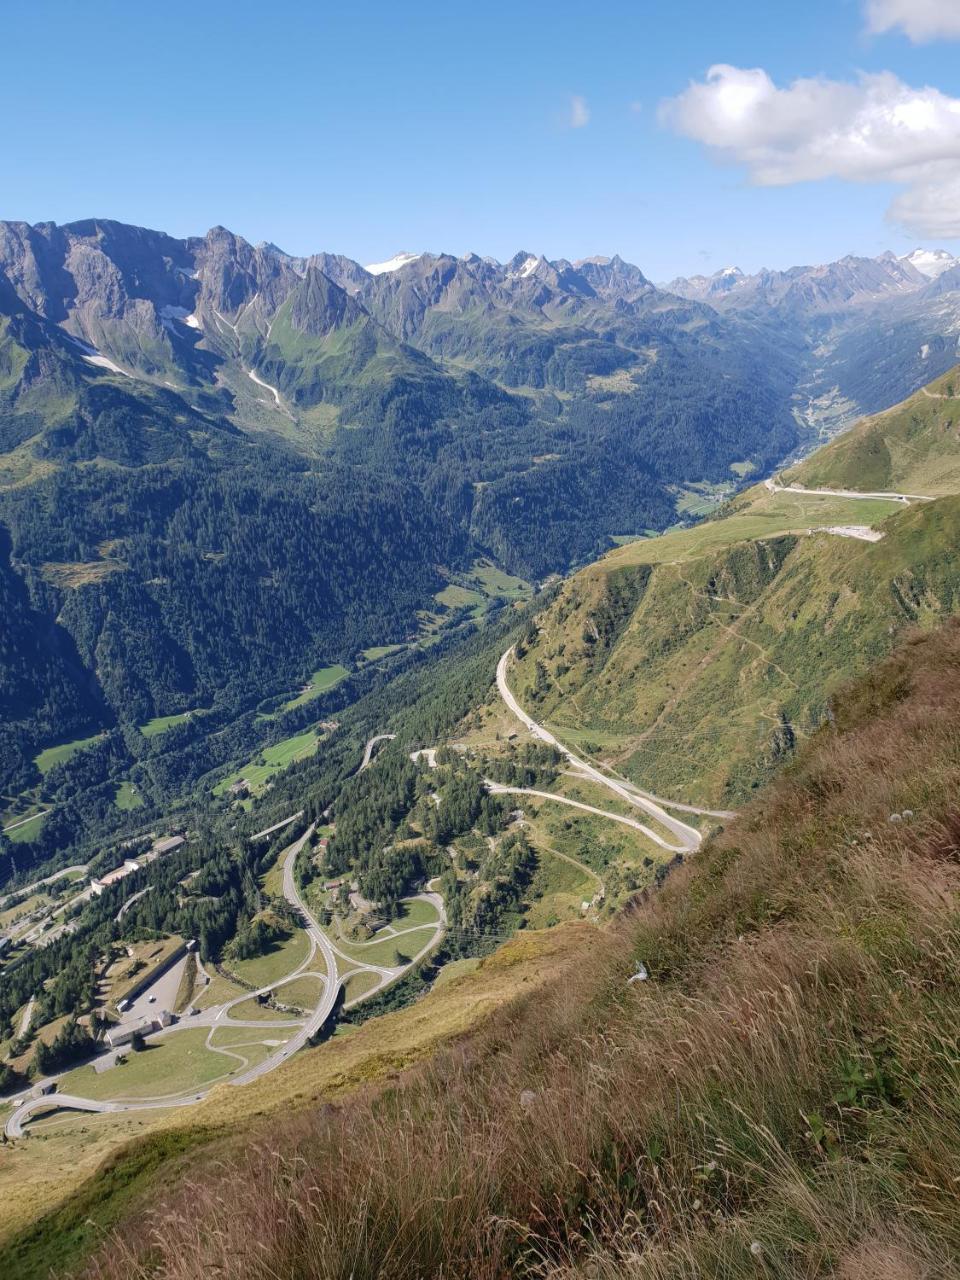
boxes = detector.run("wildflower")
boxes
[750,1241,763,1257]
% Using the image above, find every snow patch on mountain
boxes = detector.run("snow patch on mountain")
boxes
[160,304,201,334]
[62,332,132,379]
[247,367,292,419]
[507,255,541,280]
[364,252,422,275]
[901,248,959,279]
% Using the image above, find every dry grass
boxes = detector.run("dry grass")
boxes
[39,560,125,588]
[79,621,960,1279]
[0,925,585,1273]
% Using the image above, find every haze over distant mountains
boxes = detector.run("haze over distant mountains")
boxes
[664,247,959,306]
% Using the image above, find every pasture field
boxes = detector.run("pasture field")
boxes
[138,710,195,738]
[278,664,349,712]
[226,927,312,989]
[34,733,105,776]
[330,925,438,969]
[342,971,381,1003]
[214,728,321,796]
[5,812,47,843]
[113,781,143,811]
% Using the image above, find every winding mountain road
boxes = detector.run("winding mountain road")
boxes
[0,863,86,908]
[5,826,445,1137]
[486,783,690,852]
[496,648,703,853]
[116,886,152,922]
[361,733,396,769]
[763,477,932,503]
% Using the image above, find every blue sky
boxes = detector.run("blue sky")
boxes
[4,0,960,278]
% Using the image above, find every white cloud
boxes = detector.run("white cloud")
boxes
[569,95,590,128]
[890,165,960,235]
[865,0,960,43]
[660,64,960,237]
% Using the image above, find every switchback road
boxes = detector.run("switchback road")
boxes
[496,648,703,854]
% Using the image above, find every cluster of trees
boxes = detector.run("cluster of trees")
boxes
[417,764,509,846]
[482,743,561,789]
[34,1017,97,1075]
[323,740,520,922]
[226,914,286,962]
[124,838,270,963]
[325,751,419,877]
[442,830,538,955]
[358,844,430,915]
[0,1061,28,1095]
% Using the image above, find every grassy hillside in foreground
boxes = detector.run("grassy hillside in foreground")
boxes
[0,924,585,1276]
[65,616,960,1280]
[506,488,960,807]
[785,363,960,496]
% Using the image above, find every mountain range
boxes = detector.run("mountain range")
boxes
[5,220,960,451]
[3,218,960,833]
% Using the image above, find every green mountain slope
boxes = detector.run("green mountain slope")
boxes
[503,370,960,807]
[785,363,960,496]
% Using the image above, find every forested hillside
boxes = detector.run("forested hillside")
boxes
[0,218,803,837]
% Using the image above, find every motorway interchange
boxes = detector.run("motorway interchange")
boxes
[4,647,721,1138]
[4,829,445,1137]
